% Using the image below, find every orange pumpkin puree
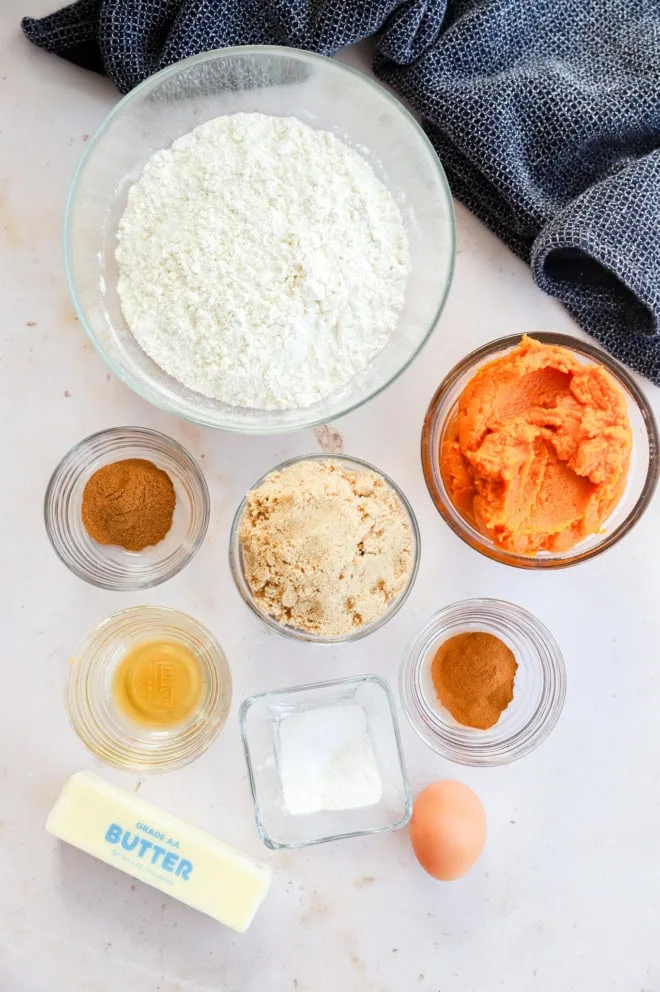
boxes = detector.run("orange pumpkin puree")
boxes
[441,336,632,554]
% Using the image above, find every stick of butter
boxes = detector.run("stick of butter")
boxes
[47,771,272,933]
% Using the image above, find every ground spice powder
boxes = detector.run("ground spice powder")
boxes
[431,631,518,730]
[81,458,176,551]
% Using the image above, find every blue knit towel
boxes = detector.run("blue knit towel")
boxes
[22,0,660,384]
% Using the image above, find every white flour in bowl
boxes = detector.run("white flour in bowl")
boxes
[115,113,410,411]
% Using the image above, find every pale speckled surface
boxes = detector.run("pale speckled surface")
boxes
[2,5,660,991]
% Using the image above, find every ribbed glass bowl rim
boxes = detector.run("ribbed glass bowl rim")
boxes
[66,605,232,772]
[239,673,412,849]
[44,425,210,590]
[63,44,456,434]
[399,598,567,766]
[229,452,421,643]
[421,331,659,569]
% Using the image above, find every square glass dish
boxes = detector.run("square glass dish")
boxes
[239,675,412,850]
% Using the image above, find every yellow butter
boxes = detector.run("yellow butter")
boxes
[47,772,272,933]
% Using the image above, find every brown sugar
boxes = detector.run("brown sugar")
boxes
[239,460,412,637]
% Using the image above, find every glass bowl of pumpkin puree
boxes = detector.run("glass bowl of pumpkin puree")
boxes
[422,333,658,568]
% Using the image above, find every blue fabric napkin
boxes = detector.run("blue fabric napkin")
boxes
[22,0,660,384]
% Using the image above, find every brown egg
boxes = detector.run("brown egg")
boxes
[410,780,487,880]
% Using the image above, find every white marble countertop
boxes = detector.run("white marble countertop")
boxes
[2,4,660,990]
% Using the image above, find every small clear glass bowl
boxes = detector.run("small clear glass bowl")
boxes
[67,606,232,773]
[45,426,210,590]
[400,599,566,766]
[240,675,412,850]
[64,45,455,433]
[421,332,659,568]
[229,453,420,643]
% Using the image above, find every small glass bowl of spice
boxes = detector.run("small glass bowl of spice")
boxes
[67,606,232,772]
[400,599,566,766]
[229,454,420,643]
[45,426,209,590]
[240,674,411,849]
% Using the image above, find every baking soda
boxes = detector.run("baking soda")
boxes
[277,704,383,816]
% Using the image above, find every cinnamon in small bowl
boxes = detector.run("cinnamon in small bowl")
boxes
[430,631,518,731]
[45,427,209,590]
[400,599,566,766]
[81,458,176,551]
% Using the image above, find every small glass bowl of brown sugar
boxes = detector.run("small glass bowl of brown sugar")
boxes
[45,427,209,590]
[400,599,566,766]
[229,454,420,643]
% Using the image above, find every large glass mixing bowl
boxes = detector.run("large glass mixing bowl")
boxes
[64,46,455,433]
